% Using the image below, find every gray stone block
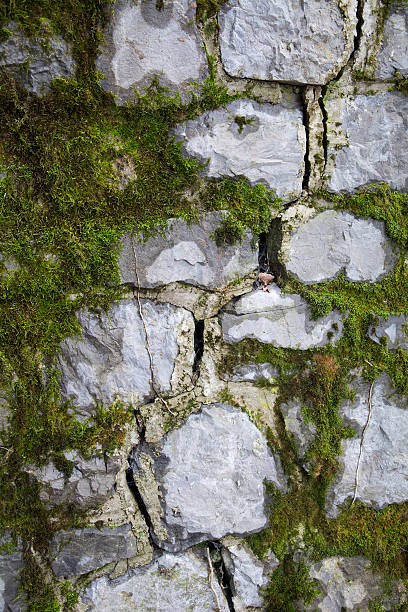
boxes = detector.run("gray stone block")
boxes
[375,2,408,80]
[280,399,316,462]
[96,0,207,104]
[285,210,398,284]
[119,212,257,289]
[0,536,26,612]
[368,314,408,350]
[221,286,346,349]
[229,362,279,382]
[173,97,306,200]
[218,0,357,84]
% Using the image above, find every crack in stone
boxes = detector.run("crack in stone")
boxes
[351,380,374,506]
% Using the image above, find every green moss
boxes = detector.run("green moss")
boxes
[263,557,321,611]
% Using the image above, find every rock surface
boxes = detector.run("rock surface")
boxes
[307,556,404,611]
[96,0,207,104]
[229,362,279,382]
[221,286,345,349]
[119,212,258,289]
[50,524,138,577]
[173,97,306,200]
[375,2,408,80]
[130,403,286,551]
[0,537,26,612]
[218,0,357,84]
[368,314,408,350]
[326,92,408,192]
[280,399,316,462]
[31,451,121,509]
[58,299,194,411]
[81,549,229,611]
[327,373,408,517]
[0,22,75,95]
[284,210,397,283]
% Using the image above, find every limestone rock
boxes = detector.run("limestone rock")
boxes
[284,210,397,284]
[31,450,121,509]
[368,314,408,350]
[130,403,286,551]
[280,399,316,461]
[229,362,279,382]
[218,0,357,85]
[119,212,258,289]
[96,0,207,104]
[58,298,194,411]
[306,556,405,611]
[326,373,408,517]
[375,2,408,80]
[0,536,26,612]
[81,549,229,611]
[173,97,306,200]
[0,22,75,95]
[50,524,138,577]
[326,92,408,192]
[221,286,345,349]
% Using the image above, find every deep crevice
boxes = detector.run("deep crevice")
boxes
[301,90,311,191]
[125,464,160,550]
[193,319,204,373]
[208,542,236,612]
[318,91,329,170]
[260,217,287,286]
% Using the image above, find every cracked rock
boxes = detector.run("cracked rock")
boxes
[284,210,398,284]
[375,2,408,81]
[221,286,345,349]
[81,549,229,612]
[0,536,26,612]
[173,97,306,200]
[0,22,75,95]
[50,524,138,577]
[326,372,408,517]
[130,403,286,551]
[218,0,357,85]
[96,0,207,104]
[368,314,408,350]
[58,298,194,412]
[326,92,408,192]
[119,211,258,289]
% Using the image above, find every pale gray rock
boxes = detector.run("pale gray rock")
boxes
[221,286,345,349]
[368,314,408,350]
[218,0,357,85]
[51,524,138,577]
[58,299,194,411]
[327,92,408,192]
[375,2,408,80]
[285,210,397,284]
[280,399,316,461]
[31,450,121,509]
[230,362,279,382]
[306,556,404,611]
[326,373,408,517]
[0,22,75,95]
[130,403,286,551]
[0,536,26,612]
[119,212,257,289]
[173,97,306,200]
[96,0,207,104]
[82,549,229,612]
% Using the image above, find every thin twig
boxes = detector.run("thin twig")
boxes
[206,547,222,612]
[131,239,176,416]
[351,380,374,506]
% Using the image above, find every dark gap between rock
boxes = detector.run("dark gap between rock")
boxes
[193,319,205,373]
[208,541,236,612]
[301,90,311,191]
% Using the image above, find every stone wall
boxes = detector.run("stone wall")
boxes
[0,0,408,610]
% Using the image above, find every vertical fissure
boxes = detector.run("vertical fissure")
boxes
[301,88,311,191]
[207,542,236,612]
[193,318,205,373]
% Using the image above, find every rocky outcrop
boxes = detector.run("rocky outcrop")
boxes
[173,97,306,200]
[96,0,207,104]
[0,22,75,94]
[375,2,408,81]
[119,211,258,289]
[221,286,345,349]
[218,0,357,84]
[368,314,408,350]
[0,536,26,611]
[58,299,194,412]
[326,92,408,193]
[130,403,286,551]
[327,373,408,517]
[284,210,397,284]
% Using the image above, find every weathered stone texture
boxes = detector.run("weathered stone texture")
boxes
[327,373,408,517]
[280,399,316,462]
[218,0,357,84]
[284,210,397,283]
[0,23,75,94]
[326,92,408,193]
[0,537,26,612]
[96,0,207,104]
[221,286,345,349]
[229,362,279,383]
[375,2,408,80]
[82,550,229,611]
[131,403,286,551]
[119,212,258,289]
[173,97,306,200]
[58,299,194,411]
[368,314,408,350]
